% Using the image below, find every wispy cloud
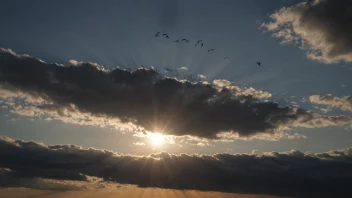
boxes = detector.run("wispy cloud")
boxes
[133,142,146,146]
[177,67,188,71]
[310,94,352,111]
[262,0,352,63]
[1,136,352,197]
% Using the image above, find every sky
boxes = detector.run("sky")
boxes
[0,0,352,197]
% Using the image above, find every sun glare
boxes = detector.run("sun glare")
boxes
[149,133,165,145]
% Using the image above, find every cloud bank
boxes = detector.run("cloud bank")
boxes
[0,48,351,140]
[262,0,352,63]
[1,137,352,197]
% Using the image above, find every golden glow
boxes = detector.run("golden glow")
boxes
[149,133,165,145]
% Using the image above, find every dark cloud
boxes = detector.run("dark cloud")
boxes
[1,137,352,197]
[0,167,119,191]
[263,0,352,63]
[0,168,88,191]
[0,48,351,140]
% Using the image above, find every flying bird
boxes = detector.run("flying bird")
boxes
[201,43,204,47]
[162,33,170,39]
[155,32,160,37]
[195,43,199,46]
[257,62,262,66]
[197,40,202,43]
[175,40,180,43]
[181,39,187,41]
[208,49,214,52]
[185,39,189,43]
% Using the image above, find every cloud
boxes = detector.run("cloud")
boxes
[216,130,307,141]
[133,142,145,146]
[310,94,352,111]
[197,74,206,80]
[177,67,188,71]
[213,79,272,99]
[0,167,119,191]
[0,48,351,140]
[262,0,352,63]
[1,137,352,197]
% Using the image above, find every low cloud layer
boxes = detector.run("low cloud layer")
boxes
[0,48,351,140]
[262,0,352,63]
[310,94,352,111]
[1,137,352,197]
[0,168,115,191]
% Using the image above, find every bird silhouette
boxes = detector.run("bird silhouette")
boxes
[208,49,214,52]
[155,32,160,37]
[162,33,170,39]
[197,40,203,43]
[195,43,199,46]
[181,39,187,41]
[201,43,204,47]
[175,40,180,43]
[257,62,262,66]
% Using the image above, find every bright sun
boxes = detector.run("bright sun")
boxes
[149,133,165,145]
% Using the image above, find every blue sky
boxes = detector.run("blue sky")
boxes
[0,0,351,155]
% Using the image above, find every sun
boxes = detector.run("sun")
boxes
[149,133,165,145]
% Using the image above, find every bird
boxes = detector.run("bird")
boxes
[155,32,160,37]
[201,43,204,47]
[257,62,261,66]
[175,40,180,43]
[162,33,170,39]
[185,39,189,43]
[208,49,214,52]
[195,43,199,46]
[181,39,187,41]
[224,57,229,59]
[197,40,202,43]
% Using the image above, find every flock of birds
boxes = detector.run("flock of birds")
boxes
[155,31,262,66]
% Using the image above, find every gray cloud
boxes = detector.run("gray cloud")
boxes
[310,94,352,111]
[1,136,352,197]
[0,168,120,191]
[262,0,352,63]
[0,48,351,140]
